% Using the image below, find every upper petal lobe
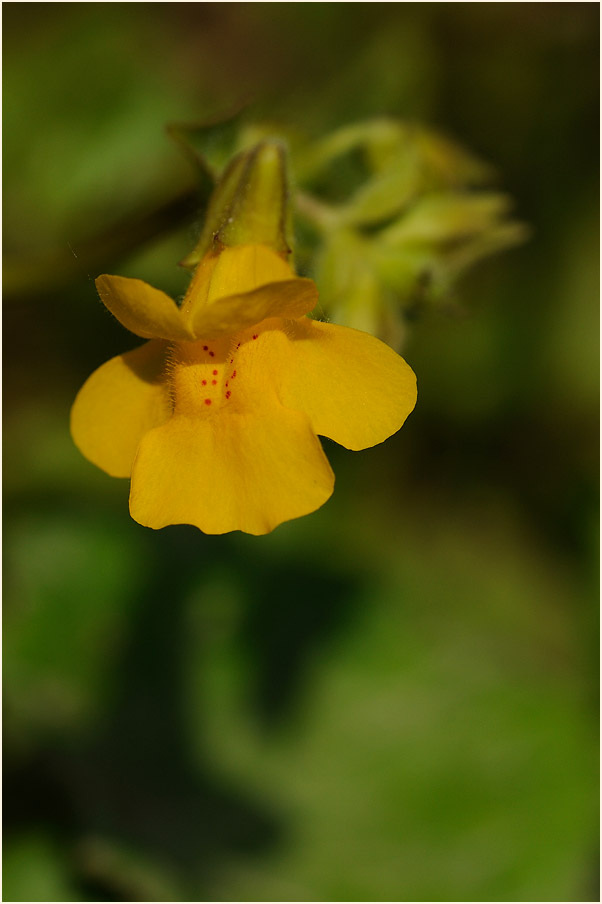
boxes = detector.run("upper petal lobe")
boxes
[96,275,194,341]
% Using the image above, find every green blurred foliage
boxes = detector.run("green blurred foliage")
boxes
[3,3,598,902]
[280,118,528,347]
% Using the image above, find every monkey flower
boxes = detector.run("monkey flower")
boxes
[71,144,417,535]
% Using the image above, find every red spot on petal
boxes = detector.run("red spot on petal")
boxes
[204,399,212,406]
[252,334,258,340]
[209,351,215,357]
[203,345,208,351]
[231,370,237,378]
[212,380,217,385]
[226,391,231,399]
[201,380,207,386]
[230,359,234,364]
[212,370,218,375]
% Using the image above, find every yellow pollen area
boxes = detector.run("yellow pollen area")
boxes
[170,334,250,415]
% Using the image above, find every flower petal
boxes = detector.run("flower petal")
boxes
[190,278,318,340]
[129,402,334,535]
[70,340,172,477]
[96,275,194,341]
[187,245,318,339]
[262,318,417,450]
[206,245,295,300]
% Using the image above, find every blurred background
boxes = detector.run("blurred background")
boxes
[3,3,599,902]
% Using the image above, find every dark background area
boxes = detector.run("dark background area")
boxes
[3,4,599,901]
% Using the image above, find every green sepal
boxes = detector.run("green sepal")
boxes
[181,141,291,269]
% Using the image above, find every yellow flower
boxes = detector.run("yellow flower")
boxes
[71,141,417,535]
[71,243,416,535]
